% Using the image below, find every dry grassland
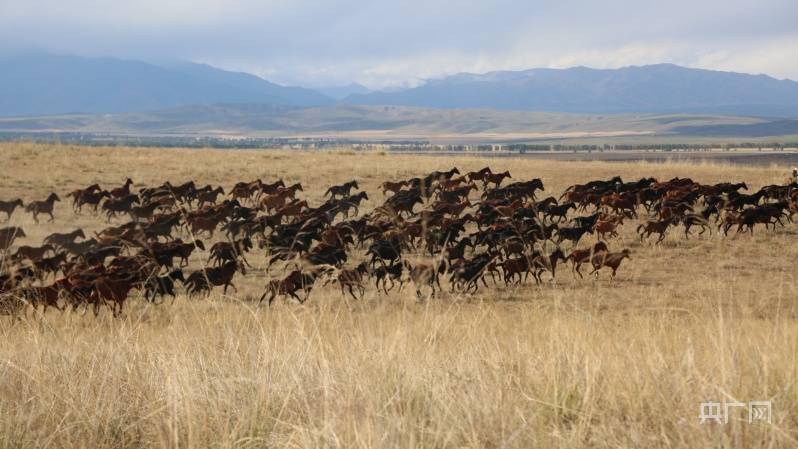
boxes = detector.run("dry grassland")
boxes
[0,143,797,448]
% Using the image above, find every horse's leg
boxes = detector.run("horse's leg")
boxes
[266,291,278,306]
[384,278,393,294]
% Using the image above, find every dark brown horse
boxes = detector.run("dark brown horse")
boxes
[26,193,60,223]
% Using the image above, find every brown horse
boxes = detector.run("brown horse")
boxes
[590,249,632,279]
[89,273,139,317]
[484,171,512,188]
[110,178,134,198]
[185,260,245,296]
[466,167,493,183]
[637,217,676,243]
[25,193,60,223]
[13,244,55,262]
[380,180,409,196]
[0,199,24,221]
[277,200,308,221]
[566,241,609,278]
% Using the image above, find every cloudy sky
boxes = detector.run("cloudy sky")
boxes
[1,0,796,88]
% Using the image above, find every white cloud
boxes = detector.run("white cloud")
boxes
[1,0,796,86]
[692,37,798,80]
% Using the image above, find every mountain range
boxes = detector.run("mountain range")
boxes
[345,64,798,116]
[1,52,797,123]
[316,83,372,100]
[0,52,332,116]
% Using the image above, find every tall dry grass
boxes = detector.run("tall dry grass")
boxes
[0,142,797,448]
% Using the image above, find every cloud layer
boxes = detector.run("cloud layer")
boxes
[2,0,796,88]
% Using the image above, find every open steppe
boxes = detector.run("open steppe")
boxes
[1,143,797,448]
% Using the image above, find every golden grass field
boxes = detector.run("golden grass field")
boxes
[1,142,797,448]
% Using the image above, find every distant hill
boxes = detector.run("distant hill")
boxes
[4,103,796,143]
[316,83,372,100]
[3,54,798,139]
[672,119,798,137]
[344,64,798,117]
[0,52,333,116]
[5,54,797,118]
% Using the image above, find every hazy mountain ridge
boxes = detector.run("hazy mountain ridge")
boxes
[316,83,372,100]
[3,53,798,118]
[0,52,333,116]
[345,64,798,116]
[2,53,798,139]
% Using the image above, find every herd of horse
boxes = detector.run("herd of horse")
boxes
[1,166,796,318]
